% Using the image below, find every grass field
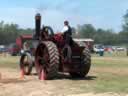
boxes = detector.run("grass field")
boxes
[91,51,128,93]
[0,51,128,95]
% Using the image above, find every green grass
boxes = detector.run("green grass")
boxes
[0,52,128,94]
[92,57,128,67]
[92,51,127,57]
[0,55,19,68]
[66,51,128,94]
[92,51,128,67]
[93,74,128,93]
[90,51,128,93]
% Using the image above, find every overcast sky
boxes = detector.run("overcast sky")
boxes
[0,0,128,32]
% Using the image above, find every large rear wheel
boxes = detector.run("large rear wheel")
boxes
[35,41,59,80]
[70,43,91,78]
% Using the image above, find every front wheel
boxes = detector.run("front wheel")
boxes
[20,52,34,75]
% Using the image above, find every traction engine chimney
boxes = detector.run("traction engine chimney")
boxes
[34,13,41,40]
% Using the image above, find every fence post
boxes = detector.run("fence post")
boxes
[126,47,128,56]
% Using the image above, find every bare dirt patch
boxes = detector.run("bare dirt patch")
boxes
[0,68,126,96]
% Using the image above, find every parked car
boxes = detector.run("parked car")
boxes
[93,44,104,54]
[0,45,8,53]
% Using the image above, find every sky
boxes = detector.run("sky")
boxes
[0,0,128,32]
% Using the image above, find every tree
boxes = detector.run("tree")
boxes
[77,24,96,38]
[122,10,128,32]
[0,21,33,45]
[119,10,128,44]
[95,29,117,45]
[77,24,118,45]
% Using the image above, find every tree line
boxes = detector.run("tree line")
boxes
[73,24,120,45]
[73,10,128,46]
[0,21,33,45]
[0,10,128,45]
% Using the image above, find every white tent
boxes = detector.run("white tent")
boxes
[73,38,94,42]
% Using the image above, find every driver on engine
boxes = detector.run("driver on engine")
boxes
[61,21,72,62]
[61,20,72,45]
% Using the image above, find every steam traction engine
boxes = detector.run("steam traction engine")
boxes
[20,13,91,80]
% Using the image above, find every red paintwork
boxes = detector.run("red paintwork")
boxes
[52,33,85,73]
[16,35,33,50]
[9,47,19,53]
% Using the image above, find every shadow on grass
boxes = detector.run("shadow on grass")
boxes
[54,73,97,81]
[71,76,97,80]
[24,73,97,81]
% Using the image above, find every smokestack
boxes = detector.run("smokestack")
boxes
[34,13,41,40]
